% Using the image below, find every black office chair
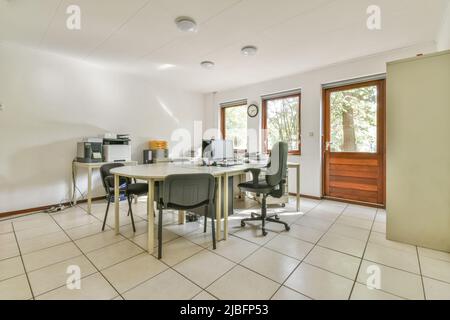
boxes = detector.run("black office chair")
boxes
[239,141,290,236]
[157,174,216,259]
[100,163,148,233]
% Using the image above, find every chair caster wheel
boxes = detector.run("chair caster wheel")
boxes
[281,203,286,208]
[262,230,268,236]
[274,215,280,220]
[285,226,291,231]
[241,221,246,227]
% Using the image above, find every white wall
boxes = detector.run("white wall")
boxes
[436,1,450,51]
[204,42,436,198]
[0,43,204,213]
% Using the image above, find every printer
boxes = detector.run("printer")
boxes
[77,138,103,163]
[103,134,131,162]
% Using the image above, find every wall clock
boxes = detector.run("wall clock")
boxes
[247,104,259,117]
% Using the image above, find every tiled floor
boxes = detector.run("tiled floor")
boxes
[1,197,449,300]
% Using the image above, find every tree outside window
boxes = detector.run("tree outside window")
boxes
[263,94,301,154]
[222,104,248,150]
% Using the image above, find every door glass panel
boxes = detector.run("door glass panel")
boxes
[330,85,378,153]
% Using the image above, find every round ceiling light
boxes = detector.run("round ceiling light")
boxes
[175,16,197,32]
[200,61,215,69]
[241,45,258,56]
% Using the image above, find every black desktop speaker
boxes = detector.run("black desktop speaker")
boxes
[143,149,152,164]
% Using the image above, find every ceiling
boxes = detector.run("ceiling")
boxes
[0,0,448,92]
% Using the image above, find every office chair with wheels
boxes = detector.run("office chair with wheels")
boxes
[239,141,290,236]
[100,163,148,233]
[157,174,216,259]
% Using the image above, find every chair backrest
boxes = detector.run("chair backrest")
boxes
[265,141,288,187]
[100,163,125,192]
[162,174,215,210]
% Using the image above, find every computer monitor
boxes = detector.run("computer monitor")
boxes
[210,139,234,161]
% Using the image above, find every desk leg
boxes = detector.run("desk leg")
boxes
[72,164,78,205]
[215,176,222,241]
[114,174,120,235]
[223,174,229,240]
[147,179,155,254]
[178,211,186,225]
[296,166,300,212]
[87,167,93,214]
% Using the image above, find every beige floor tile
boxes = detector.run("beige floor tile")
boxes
[123,269,201,300]
[420,256,450,283]
[192,291,217,300]
[328,223,370,242]
[285,263,354,300]
[232,227,278,246]
[271,286,311,300]
[305,246,361,280]
[75,230,125,253]
[164,221,204,236]
[65,221,108,240]
[0,238,20,261]
[112,295,124,300]
[157,237,203,266]
[87,240,143,270]
[342,205,377,221]
[336,216,373,230]
[306,208,340,221]
[285,224,324,244]
[375,210,386,223]
[295,216,334,231]
[55,214,100,230]
[350,283,403,300]
[36,273,117,300]
[18,231,70,254]
[370,232,417,254]
[207,265,279,300]
[265,234,313,260]
[28,255,96,296]
[0,256,25,281]
[241,247,299,283]
[423,277,450,300]
[318,233,366,258]
[0,221,13,234]
[14,223,62,242]
[0,275,32,300]
[22,242,82,272]
[364,242,420,274]
[128,226,180,251]
[119,220,148,238]
[208,235,259,263]
[174,250,235,288]
[357,260,424,300]
[372,221,386,234]
[418,247,450,263]
[102,253,168,293]
[184,228,215,248]
[12,215,55,232]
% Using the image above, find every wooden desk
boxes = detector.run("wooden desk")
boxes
[110,161,300,254]
[72,161,138,214]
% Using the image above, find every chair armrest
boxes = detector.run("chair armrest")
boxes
[244,168,262,184]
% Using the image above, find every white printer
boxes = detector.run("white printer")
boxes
[103,134,131,162]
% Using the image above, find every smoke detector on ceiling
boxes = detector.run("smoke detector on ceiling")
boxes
[175,16,198,33]
[200,61,215,69]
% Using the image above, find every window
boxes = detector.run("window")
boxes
[329,84,378,153]
[221,102,248,150]
[262,93,301,155]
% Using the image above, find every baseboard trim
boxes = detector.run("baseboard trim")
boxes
[0,196,105,219]
[288,193,322,200]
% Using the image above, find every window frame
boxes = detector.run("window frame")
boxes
[262,93,301,155]
[220,103,248,151]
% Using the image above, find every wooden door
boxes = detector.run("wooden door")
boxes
[323,79,385,207]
